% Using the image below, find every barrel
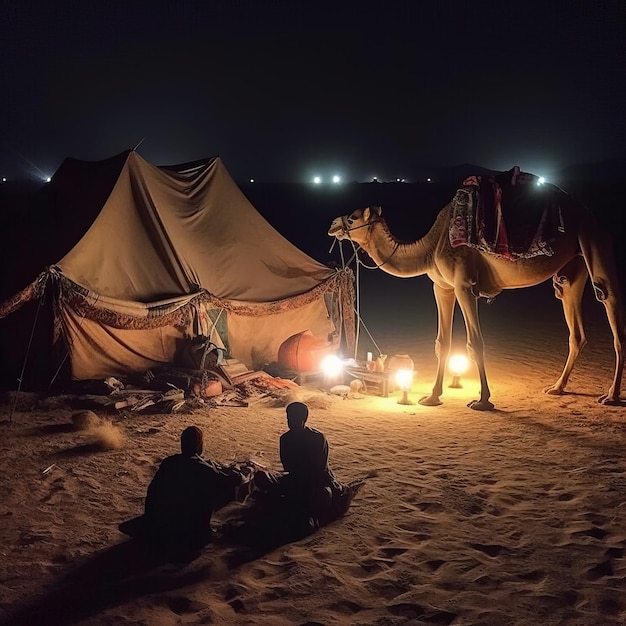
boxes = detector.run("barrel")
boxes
[278,330,333,372]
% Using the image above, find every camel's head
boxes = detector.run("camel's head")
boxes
[328,206,382,242]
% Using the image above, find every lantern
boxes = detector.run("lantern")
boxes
[448,353,470,388]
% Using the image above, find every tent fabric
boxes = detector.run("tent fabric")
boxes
[0,151,355,381]
[57,151,331,302]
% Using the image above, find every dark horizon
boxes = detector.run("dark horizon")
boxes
[2,1,625,184]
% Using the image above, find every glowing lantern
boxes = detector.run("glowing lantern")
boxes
[387,355,416,405]
[395,369,415,405]
[321,354,343,379]
[448,353,470,388]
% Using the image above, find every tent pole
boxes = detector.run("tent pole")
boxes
[10,296,44,423]
[48,303,91,391]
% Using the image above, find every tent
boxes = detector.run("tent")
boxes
[0,150,355,387]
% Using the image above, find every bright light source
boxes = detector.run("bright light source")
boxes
[45,176,51,183]
[537,176,546,185]
[372,176,378,182]
[313,176,322,184]
[449,354,469,375]
[321,354,343,378]
[1,177,6,183]
[395,369,415,405]
[449,353,470,388]
[426,178,432,182]
[249,178,255,183]
[395,369,413,390]
[332,175,341,184]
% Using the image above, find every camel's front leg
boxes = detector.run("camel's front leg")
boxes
[544,257,588,396]
[419,283,455,406]
[455,287,493,411]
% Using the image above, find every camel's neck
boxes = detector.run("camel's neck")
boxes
[359,209,448,277]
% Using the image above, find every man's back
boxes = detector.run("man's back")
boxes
[145,453,227,544]
[280,426,329,484]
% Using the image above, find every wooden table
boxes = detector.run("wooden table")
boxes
[344,367,392,397]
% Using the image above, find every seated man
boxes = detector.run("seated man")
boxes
[119,425,254,556]
[255,402,362,535]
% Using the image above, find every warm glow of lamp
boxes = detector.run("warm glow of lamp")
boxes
[448,354,470,388]
[395,369,414,405]
[321,354,343,378]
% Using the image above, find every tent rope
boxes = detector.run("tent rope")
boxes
[336,239,384,360]
[48,291,97,390]
[10,284,47,423]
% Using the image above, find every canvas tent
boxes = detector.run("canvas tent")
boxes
[0,150,355,386]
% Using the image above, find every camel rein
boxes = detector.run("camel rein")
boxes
[340,216,399,270]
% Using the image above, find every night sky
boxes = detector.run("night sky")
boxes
[2,1,625,183]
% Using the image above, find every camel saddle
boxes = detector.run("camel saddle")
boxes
[449,166,564,259]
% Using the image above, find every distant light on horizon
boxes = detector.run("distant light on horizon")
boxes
[249,178,254,183]
[313,176,322,184]
[537,176,546,185]
[332,175,341,184]
[426,177,432,182]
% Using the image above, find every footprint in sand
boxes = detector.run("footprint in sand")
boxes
[388,602,457,624]
[515,569,547,582]
[330,599,364,614]
[167,595,209,616]
[471,543,505,558]
[379,546,409,558]
[358,558,390,574]
[425,559,445,572]
[414,501,445,514]
[556,491,577,501]
[586,559,614,580]
[573,526,609,540]
[40,476,73,505]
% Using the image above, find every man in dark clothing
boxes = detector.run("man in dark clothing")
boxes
[119,426,253,556]
[260,402,361,532]
[279,401,336,516]
[220,403,364,553]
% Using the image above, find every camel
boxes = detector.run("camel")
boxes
[328,175,625,410]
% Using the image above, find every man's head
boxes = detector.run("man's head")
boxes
[286,401,309,429]
[180,425,203,456]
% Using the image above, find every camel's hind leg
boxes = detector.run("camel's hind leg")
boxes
[578,223,625,404]
[544,256,588,396]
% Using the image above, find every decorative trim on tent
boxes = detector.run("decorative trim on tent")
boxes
[0,266,356,357]
[0,273,48,319]
[52,265,354,321]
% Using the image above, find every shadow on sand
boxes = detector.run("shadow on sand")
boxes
[0,538,212,625]
[1,481,366,626]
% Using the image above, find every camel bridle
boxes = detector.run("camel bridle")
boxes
[339,213,399,270]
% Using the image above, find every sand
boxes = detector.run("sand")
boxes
[1,279,625,626]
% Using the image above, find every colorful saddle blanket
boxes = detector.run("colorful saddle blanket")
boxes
[449,166,564,259]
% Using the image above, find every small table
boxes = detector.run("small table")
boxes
[344,367,392,397]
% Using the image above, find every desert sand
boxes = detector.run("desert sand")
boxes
[1,277,625,626]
